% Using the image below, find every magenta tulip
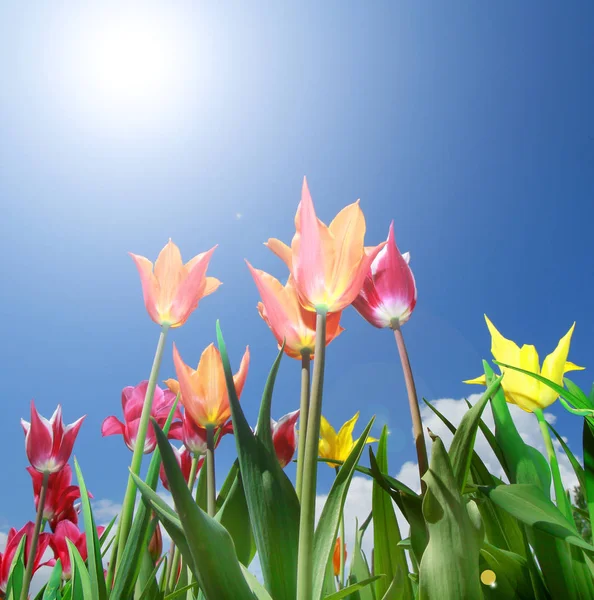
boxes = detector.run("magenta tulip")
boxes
[271,410,300,468]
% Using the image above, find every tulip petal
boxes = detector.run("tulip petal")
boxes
[154,239,185,309]
[232,346,251,399]
[129,253,161,325]
[173,344,208,427]
[169,245,217,327]
[485,315,521,365]
[265,238,293,270]
[328,201,366,284]
[54,415,85,470]
[101,416,125,437]
[564,361,585,373]
[336,412,360,459]
[541,323,579,406]
[463,375,487,385]
[26,401,54,471]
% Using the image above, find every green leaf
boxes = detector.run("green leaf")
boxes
[480,483,594,552]
[347,518,376,600]
[324,576,382,600]
[73,457,107,600]
[312,417,376,600]
[584,420,594,527]
[163,583,199,599]
[216,460,240,510]
[110,395,180,600]
[151,419,254,600]
[42,560,63,600]
[449,376,502,491]
[547,421,585,492]
[67,539,93,600]
[217,322,299,600]
[478,544,533,599]
[370,426,412,600]
[240,566,275,600]
[483,361,551,493]
[5,535,26,600]
[216,472,256,566]
[418,436,482,599]
[137,557,165,600]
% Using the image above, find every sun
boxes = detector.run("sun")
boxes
[51,6,205,136]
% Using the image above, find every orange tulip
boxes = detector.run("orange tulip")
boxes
[171,343,249,429]
[266,178,386,313]
[333,537,347,576]
[246,262,344,359]
[130,239,221,328]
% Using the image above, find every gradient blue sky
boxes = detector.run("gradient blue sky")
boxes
[1,2,593,530]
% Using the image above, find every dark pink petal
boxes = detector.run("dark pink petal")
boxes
[272,410,300,468]
[49,405,65,461]
[352,272,389,328]
[53,415,85,471]
[101,416,125,437]
[26,401,54,472]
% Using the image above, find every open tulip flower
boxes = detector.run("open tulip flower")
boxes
[0,522,54,593]
[49,520,104,580]
[464,316,584,412]
[130,239,221,328]
[159,444,200,491]
[21,402,85,474]
[27,464,81,532]
[266,177,387,313]
[246,262,344,358]
[101,381,182,453]
[171,343,250,429]
[319,412,378,467]
[352,221,417,328]
[271,410,300,468]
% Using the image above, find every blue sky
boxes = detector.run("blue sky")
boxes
[0,1,593,533]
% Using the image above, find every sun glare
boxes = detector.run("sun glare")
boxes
[50,6,204,136]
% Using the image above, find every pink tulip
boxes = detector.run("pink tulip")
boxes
[101,381,182,454]
[271,410,300,468]
[148,522,163,564]
[21,402,85,474]
[0,523,54,592]
[352,222,417,328]
[49,520,104,580]
[159,445,201,491]
[170,410,234,456]
[27,464,82,532]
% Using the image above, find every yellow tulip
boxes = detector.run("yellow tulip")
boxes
[464,315,584,412]
[318,412,378,467]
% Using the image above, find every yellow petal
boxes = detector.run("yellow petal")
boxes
[265,238,293,270]
[540,323,578,408]
[463,375,487,385]
[564,361,585,373]
[485,315,521,365]
[516,344,540,404]
[320,416,337,446]
[336,412,360,460]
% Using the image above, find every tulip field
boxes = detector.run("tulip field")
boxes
[3,178,594,600]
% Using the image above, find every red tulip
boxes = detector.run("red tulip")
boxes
[148,522,163,563]
[101,381,182,453]
[0,523,54,593]
[49,520,104,580]
[159,445,201,491]
[21,402,85,474]
[27,464,82,532]
[352,222,417,328]
[271,410,300,468]
[167,408,234,456]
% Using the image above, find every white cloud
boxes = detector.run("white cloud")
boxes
[92,498,122,525]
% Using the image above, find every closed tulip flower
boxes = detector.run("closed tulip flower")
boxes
[271,410,300,468]
[352,221,416,328]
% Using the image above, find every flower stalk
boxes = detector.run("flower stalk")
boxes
[392,319,428,493]
[206,426,216,517]
[115,324,169,572]
[534,407,573,520]
[297,309,327,600]
[296,349,311,501]
[20,471,49,600]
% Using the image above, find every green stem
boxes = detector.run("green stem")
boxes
[296,349,311,502]
[20,471,49,600]
[206,426,216,517]
[392,319,428,493]
[114,325,169,573]
[534,408,573,520]
[297,309,327,600]
[167,454,200,592]
[335,467,345,589]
